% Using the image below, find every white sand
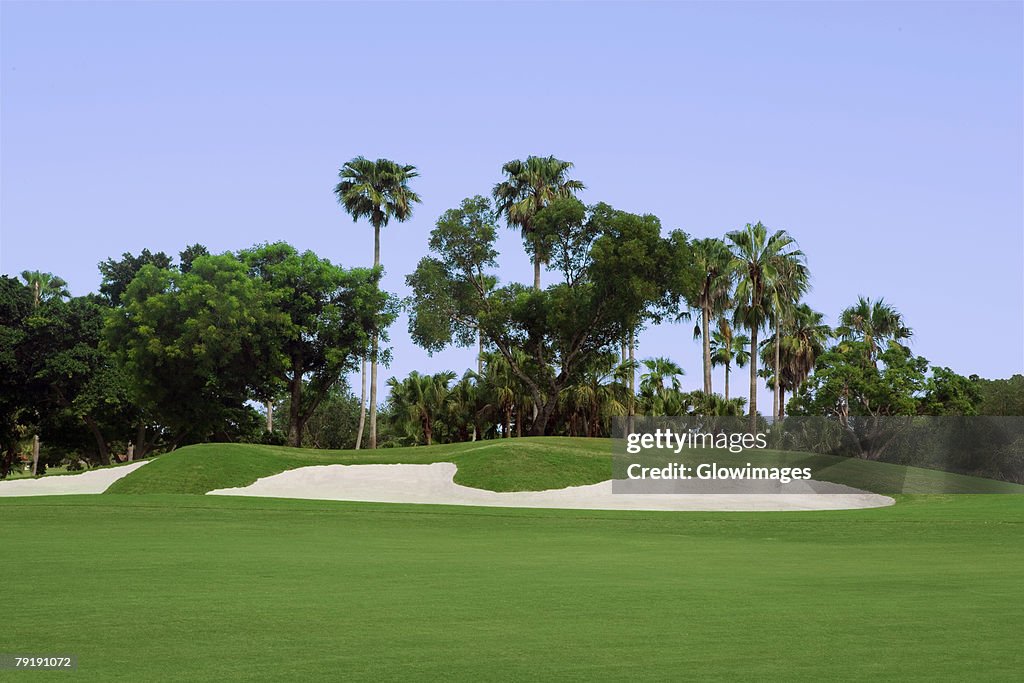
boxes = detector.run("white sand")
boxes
[0,460,150,497]
[208,462,894,511]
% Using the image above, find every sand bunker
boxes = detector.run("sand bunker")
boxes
[208,462,894,511]
[0,461,149,497]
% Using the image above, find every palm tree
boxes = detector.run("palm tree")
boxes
[335,157,421,449]
[686,391,747,417]
[709,319,750,402]
[687,238,733,395]
[637,357,686,418]
[387,370,455,446]
[560,355,628,436]
[479,352,518,438]
[20,271,69,308]
[726,222,805,429]
[639,357,685,397]
[766,258,809,418]
[492,156,585,291]
[835,296,912,359]
[758,304,830,417]
[446,372,485,442]
[783,304,831,399]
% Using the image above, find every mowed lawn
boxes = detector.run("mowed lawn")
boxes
[2,492,1022,681]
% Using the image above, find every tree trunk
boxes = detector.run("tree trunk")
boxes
[773,324,781,420]
[702,303,712,394]
[369,339,379,449]
[135,422,149,459]
[83,416,110,465]
[31,435,39,476]
[2,445,19,479]
[423,417,432,447]
[748,326,759,432]
[354,357,367,450]
[369,224,381,449]
[533,247,542,291]
[724,364,730,402]
[628,329,636,433]
[528,400,557,436]
[477,329,484,375]
[265,400,273,433]
[779,387,786,419]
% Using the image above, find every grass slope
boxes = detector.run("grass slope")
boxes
[1,493,1021,681]
[105,437,1024,496]
[105,438,614,495]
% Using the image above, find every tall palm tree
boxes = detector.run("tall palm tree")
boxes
[766,258,809,418]
[709,319,750,402]
[726,222,805,429]
[835,296,912,359]
[687,238,733,395]
[758,304,830,417]
[335,157,421,449]
[492,156,585,291]
[20,271,69,308]
[783,304,831,395]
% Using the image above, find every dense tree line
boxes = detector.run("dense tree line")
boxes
[1,154,1017,478]
[0,243,391,476]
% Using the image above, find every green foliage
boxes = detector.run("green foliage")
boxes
[836,295,912,358]
[98,248,174,305]
[0,276,34,476]
[386,370,457,446]
[19,270,69,307]
[334,157,422,232]
[276,382,362,450]
[106,254,292,446]
[407,196,497,352]
[492,156,585,280]
[791,341,930,421]
[972,374,1024,415]
[240,243,396,446]
[23,295,137,464]
[410,196,680,436]
[178,243,210,274]
[921,366,981,416]
[533,197,589,284]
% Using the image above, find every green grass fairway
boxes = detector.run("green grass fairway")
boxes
[106,438,1024,496]
[1,493,1022,681]
[4,438,1022,680]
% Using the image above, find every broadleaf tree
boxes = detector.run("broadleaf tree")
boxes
[409,199,689,436]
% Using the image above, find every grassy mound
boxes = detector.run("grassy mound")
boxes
[105,437,613,495]
[104,437,1024,496]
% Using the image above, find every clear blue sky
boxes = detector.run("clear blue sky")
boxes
[2,1,1022,402]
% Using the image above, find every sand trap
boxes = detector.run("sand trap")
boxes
[0,461,150,497]
[208,462,894,511]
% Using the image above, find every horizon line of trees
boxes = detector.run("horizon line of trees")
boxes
[2,155,1021,479]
